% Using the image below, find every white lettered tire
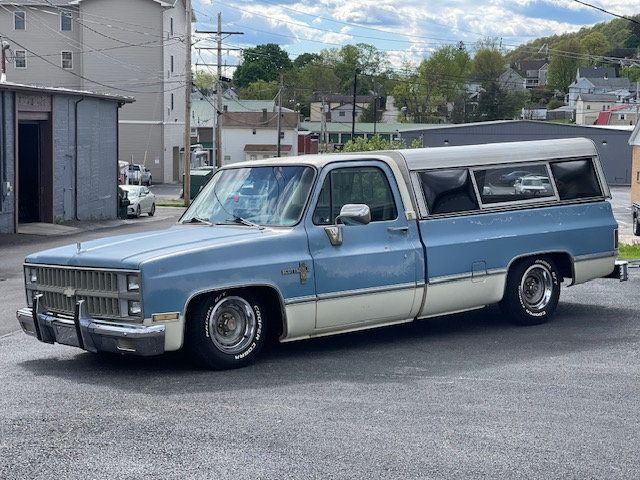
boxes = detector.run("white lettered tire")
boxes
[500,257,561,326]
[185,290,267,369]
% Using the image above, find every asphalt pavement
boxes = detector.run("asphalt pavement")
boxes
[0,192,639,479]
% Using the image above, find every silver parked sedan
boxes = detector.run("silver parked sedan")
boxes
[121,185,156,218]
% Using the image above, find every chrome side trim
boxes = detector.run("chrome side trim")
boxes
[316,282,417,301]
[573,251,616,262]
[284,295,316,306]
[428,269,506,285]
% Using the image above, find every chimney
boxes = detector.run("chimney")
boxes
[262,108,267,122]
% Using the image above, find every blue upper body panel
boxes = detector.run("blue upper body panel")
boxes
[419,201,617,280]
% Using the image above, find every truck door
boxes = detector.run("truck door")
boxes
[305,161,419,330]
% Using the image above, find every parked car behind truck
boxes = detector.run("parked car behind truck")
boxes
[17,138,627,369]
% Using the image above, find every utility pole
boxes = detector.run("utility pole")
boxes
[320,96,327,152]
[276,73,283,157]
[183,0,192,206]
[196,17,243,169]
[351,68,360,139]
[373,95,378,136]
[215,12,223,168]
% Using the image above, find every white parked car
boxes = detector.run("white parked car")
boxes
[514,175,551,195]
[127,164,152,186]
[121,185,156,218]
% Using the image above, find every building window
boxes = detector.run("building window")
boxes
[252,128,256,135]
[61,51,73,69]
[249,154,257,160]
[14,11,25,30]
[586,105,591,110]
[170,55,174,73]
[170,17,174,37]
[619,114,626,120]
[14,50,26,69]
[60,12,72,31]
[338,111,346,117]
[171,93,174,110]
[223,155,231,163]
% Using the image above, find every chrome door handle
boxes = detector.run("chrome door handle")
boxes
[387,226,409,233]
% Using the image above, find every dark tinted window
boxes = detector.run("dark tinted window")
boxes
[419,168,479,215]
[313,167,398,225]
[473,164,554,204]
[550,159,602,200]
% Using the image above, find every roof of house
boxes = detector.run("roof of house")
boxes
[398,119,635,133]
[586,77,631,89]
[577,93,617,102]
[221,111,299,129]
[0,81,134,103]
[311,94,373,103]
[577,66,617,79]
[191,97,295,127]
[330,103,364,111]
[518,59,548,72]
[244,144,292,152]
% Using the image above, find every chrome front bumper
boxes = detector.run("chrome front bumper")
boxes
[16,295,165,356]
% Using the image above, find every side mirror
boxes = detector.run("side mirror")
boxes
[336,204,371,226]
[324,204,371,247]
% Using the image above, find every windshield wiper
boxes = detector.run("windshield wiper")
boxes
[184,216,212,226]
[226,216,264,229]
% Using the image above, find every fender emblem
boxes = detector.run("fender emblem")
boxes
[281,262,309,284]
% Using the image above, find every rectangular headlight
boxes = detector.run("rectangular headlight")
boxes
[127,274,140,292]
[128,300,142,316]
[25,267,37,284]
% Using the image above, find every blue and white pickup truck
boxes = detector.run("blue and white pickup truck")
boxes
[17,138,627,369]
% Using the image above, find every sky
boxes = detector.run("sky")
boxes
[191,0,640,72]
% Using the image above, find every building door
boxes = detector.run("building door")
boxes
[173,146,180,182]
[18,121,52,223]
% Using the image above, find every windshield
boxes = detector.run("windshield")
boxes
[181,166,316,227]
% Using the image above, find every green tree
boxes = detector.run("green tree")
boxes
[547,38,584,93]
[473,83,529,121]
[342,135,421,152]
[239,80,280,100]
[423,45,472,103]
[193,70,216,93]
[233,44,292,89]
[473,47,505,88]
[581,32,610,64]
[293,52,321,69]
[621,66,640,84]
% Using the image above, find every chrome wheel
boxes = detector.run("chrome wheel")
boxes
[519,264,553,312]
[207,296,257,354]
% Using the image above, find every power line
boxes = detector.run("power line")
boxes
[572,0,640,27]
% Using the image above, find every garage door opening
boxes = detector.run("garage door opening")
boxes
[18,120,52,224]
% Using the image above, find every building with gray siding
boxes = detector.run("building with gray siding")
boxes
[399,120,634,185]
[0,0,192,183]
[0,82,132,234]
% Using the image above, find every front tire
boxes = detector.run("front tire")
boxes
[185,291,267,369]
[148,203,155,216]
[501,257,560,326]
[135,205,141,218]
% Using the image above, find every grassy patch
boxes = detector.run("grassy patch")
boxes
[156,200,187,207]
[618,243,640,260]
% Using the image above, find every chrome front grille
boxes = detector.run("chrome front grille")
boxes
[25,265,140,320]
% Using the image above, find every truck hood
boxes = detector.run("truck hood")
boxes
[25,225,276,269]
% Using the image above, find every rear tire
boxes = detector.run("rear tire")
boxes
[500,257,561,326]
[185,290,267,369]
